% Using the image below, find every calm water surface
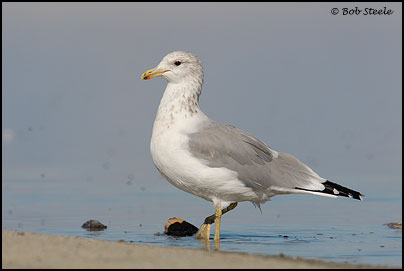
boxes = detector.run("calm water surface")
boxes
[2,174,402,267]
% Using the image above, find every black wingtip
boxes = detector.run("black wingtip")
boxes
[322,180,364,200]
[295,180,364,200]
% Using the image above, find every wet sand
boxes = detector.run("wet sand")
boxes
[2,230,392,269]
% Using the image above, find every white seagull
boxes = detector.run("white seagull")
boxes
[142,51,363,241]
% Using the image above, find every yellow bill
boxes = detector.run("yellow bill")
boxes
[141,68,169,80]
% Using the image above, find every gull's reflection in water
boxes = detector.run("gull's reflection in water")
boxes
[198,239,220,251]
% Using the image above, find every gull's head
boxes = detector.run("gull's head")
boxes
[142,51,203,84]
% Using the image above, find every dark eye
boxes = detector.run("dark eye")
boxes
[174,61,181,66]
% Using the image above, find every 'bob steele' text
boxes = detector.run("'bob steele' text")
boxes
[342,7,394,15]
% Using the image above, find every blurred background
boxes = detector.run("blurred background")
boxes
[2,3,402,239]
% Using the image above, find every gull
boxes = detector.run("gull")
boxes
[141,51,363,241]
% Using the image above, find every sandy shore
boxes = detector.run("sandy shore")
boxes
[2,230,391,269]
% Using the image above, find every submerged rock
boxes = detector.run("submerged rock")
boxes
[81,220,107,231]
[385,222,402,229]
[164,217,198,237]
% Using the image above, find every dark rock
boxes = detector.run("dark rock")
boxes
[81,220,107,231]
[164,217,198,237]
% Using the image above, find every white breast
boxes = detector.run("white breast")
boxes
[149,83,259,207]
[152,111,259,206]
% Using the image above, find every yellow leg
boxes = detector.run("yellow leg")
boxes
[214,205,222,241]
[195,223,211,240]
[195,202,238,240]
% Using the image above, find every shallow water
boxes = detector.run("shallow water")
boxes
[2,175,402,267]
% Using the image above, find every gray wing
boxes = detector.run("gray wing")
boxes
[187,121,324,191]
